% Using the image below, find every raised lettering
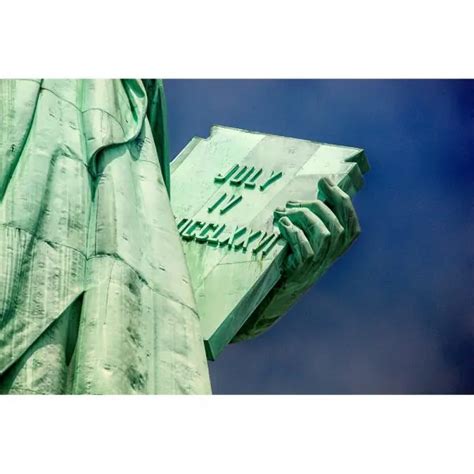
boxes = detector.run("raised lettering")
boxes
[208,192,227,213]
[214,164,239,183]
[233,229,262,251]
[196,223,218,242]
[259,170,283,191]
[182,220,204,241]
[243,168,263,188]
[219,194,242,215]
[207,223,226,246]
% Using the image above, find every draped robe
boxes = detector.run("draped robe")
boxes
[0,79,211,394]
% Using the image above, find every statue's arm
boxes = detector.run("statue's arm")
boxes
[232,177,361,342]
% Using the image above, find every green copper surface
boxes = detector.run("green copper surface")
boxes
[171,126,369,359]
[0,80,368,394]
[0,80,210,394]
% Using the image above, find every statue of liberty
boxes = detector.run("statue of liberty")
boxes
[0,79,361,394]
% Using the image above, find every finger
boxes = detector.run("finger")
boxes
[278,217,304,272]
[285,253,298,274]
[286,199,344,261]
[277,216,314,270]
[276,207,330,264]
[318,178,361,248]
[281,216,315,262]
[286,199,343,234]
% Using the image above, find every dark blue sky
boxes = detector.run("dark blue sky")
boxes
[165,80,473,394]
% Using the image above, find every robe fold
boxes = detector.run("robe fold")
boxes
[0,79,211,394]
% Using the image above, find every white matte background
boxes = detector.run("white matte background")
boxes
[0,1,472,473]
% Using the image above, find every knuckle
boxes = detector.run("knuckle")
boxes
[320,226,331,239]
[340,193,351,203]
[300,207,313,220]
[320,232,331,244]
[312,200,327,215]
[304,247,315,260]
[334,223,344,237]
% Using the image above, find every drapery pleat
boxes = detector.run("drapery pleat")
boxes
[0,79,210,394]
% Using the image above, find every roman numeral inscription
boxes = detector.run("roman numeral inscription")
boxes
[177,163,284,256]
[207,193,243,215]
[177,217,281,257]
[170,126,370,360]
[207,164,283,215]
[214,164,282,189]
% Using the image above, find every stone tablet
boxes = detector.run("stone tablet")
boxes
[171,126,369,360]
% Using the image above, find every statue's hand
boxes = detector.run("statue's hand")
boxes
[274,177,361,286]
[233,178,361,342]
